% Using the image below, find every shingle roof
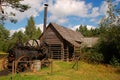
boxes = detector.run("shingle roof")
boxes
[50,23,84,47]
[81,37,98,47]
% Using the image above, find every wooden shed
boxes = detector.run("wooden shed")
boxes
[81,37,99,48]
[39,23,84,60]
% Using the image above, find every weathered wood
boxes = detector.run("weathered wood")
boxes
[39,23,83,60]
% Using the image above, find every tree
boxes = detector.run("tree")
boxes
[0,0,29,24]
[95,0,120,65]
[76,25,100,37]
[96,26,120,64]
[25,16,42,39]
[0,24,10,51]
[35,27,42,39]
[100,0,120,27]
[8,30,28,50]
[76,25,88,36]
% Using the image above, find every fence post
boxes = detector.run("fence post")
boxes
[12,61,15,80]
[50,59,53,74]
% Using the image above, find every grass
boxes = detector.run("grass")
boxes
[0,52,7,54]
[0,60,120,80]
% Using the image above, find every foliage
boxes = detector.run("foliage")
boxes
[0,0,30,24]
[95,25,120,64]
[110,56,120,67]
[100,0,120,27]
[0,24,10,52]
[8,31,28,49]
[84,52,104,64]
[0,16,42,52]
[35,27,42,39]
[95,0,120,66]
[0,24,9,39]
[77,0,120,66]
[76,25,100,37]
[25,16,41,39]
[80,47,104,64]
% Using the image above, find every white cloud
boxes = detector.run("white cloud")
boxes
[87,25,96,30]
[48,0,110,24]
[89,7,100,17]
[3,0,113,28]
[3,0,45,21]
[71,25,80,31]
[36,24,44,32]
[49,0,92,17]
[48,0,93,23]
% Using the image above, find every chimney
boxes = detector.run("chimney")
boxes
[43,4,48,34]
[0,0,4,14]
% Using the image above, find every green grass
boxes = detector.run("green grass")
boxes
[0,60,120,80]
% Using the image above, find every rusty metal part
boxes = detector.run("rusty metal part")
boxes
[6,38,48,73]
[15,55,30,72]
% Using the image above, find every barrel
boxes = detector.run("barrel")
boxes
[33,60,41,71]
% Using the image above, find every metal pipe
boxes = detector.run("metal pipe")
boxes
[0,0,4,14]
[43,4,48,34]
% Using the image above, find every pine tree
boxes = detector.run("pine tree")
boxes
[0,24,9,51]
[25,16,42,40]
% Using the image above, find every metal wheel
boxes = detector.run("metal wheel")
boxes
[15,55,30,72]
[25,39,40,49]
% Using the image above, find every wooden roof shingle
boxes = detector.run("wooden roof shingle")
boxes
[49,23,84,47]
[81,37,99,47]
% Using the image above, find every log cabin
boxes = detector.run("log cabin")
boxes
[39,22,84,61]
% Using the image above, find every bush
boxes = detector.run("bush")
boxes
[110,56,120,67]
[82,52,104,64]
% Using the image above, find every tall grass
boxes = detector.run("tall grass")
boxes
[0,60,119,80]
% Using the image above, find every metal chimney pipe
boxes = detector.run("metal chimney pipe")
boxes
[0,0,4,14]
[43,4,48,34]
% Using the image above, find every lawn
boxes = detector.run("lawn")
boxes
[0,60,120,80]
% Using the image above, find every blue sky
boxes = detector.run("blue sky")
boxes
[3,0,120,33]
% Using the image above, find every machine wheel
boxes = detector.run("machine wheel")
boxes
[25,39,40,49]
[15,55,30,72]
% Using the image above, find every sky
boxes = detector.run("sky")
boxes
[3,0,120,35]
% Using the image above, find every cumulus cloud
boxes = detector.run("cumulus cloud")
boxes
[4,0,115,31]
[3,0,103,24]
[49,0,92,17]
[2,0,110,24]
[3,0,45,21]
[48,0,93,23]
[47,0,111,24]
